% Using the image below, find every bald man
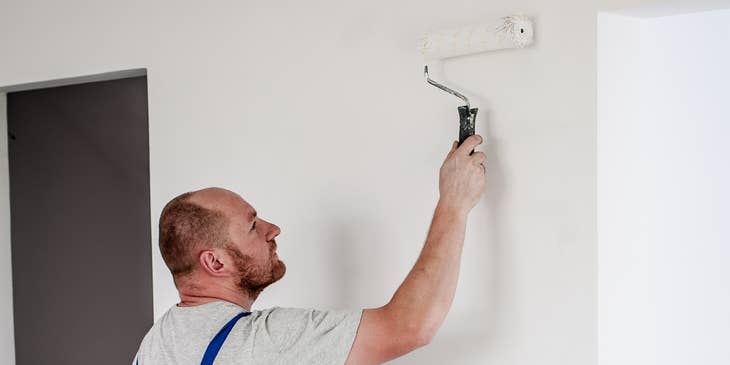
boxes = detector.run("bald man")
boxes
[133,135,486,365]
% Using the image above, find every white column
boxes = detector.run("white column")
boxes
[598,8,730,365]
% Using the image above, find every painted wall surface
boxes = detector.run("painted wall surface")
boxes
[598,8,730,365]
[1,0,688,363]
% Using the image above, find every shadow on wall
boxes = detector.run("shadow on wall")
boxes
[479,109,509,351]
[406,108,511,363]
[322,198,389,309]
[328,215,367,308]
[382,108,509,364]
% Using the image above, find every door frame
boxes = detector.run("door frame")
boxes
[0,68,148,365]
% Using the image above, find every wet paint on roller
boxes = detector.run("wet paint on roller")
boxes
[420,15,534,61]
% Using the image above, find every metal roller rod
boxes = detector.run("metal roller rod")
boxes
[423,65,471,110]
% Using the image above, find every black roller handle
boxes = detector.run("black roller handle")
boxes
[457,105,478,154]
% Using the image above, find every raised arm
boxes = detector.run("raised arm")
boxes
[346,135,487,365]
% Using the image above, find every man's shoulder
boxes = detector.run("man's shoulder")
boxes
[253,306,362,318]
[252,306,363,333]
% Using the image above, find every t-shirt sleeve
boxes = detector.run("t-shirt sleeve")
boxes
[255,306,363,364]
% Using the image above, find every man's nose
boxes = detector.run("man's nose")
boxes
[262,219,281,240]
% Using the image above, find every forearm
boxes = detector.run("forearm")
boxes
[386,199,468,340]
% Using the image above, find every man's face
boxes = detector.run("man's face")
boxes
[223,195,286,295]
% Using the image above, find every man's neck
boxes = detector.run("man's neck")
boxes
[177,283,254,311]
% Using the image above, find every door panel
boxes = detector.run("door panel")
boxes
[7,76,152,365]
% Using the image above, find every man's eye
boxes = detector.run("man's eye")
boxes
[250,221,256,231]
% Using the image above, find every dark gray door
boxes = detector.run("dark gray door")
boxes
[7,76,152,365]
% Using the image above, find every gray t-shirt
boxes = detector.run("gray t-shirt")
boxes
[133,301,363,365]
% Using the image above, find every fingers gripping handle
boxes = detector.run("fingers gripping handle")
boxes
[457,106,478,152]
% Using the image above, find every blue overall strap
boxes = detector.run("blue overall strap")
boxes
[200,312,252,365]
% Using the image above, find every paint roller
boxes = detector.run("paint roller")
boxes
[420,15,535,147]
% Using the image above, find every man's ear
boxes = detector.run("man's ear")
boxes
[198,249,229,277]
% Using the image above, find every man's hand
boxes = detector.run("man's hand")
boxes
[438,135,487,215]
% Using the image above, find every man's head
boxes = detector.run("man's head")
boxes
[159,187,286,300]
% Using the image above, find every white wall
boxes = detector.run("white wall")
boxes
[598,8,730,365]
[0,1,611,364]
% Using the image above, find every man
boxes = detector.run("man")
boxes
[134,135,486,364]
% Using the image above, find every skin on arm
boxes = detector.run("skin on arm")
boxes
[345,135,487,365]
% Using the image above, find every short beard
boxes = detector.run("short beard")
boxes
[225,245,286,301]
